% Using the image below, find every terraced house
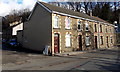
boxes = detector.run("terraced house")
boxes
[17,1,116,55]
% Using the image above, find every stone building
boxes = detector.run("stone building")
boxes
[17,1,116,55]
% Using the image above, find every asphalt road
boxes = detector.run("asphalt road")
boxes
[2,46,120,71]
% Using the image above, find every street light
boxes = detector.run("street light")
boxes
[114,21,118,32]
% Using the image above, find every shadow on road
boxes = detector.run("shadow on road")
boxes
[94,58,120,71]
[2,44,43,54]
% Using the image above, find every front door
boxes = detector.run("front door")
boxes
[95,36,98,49]
[78,35,82,51]
[106,36,109,48]
[54,33,59,53]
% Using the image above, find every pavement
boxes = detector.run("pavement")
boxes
[1,46,120,71]
[55,46,119,56]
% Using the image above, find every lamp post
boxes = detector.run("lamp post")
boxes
[114,21,118,32]
[114,21,118,46]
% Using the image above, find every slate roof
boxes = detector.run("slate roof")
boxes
[39,1,110,24]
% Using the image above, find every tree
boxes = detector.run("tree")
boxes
[2,8,31,32]
[92,3,101,17]
[19,9,31,22]
[99,3,112,22]
[2,9,31,26]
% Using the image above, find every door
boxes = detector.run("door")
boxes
[95,36,98,49]
[78,35,82,51]
[54,33,59,53]
[106,36,109,48]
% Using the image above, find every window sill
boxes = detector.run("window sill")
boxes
[65,29,71,30]
[53,28,60,29]
[65,46,71,48]
[86,45,90,47]
[78,29,82,31]
[85,30,90,32]
[85,30,89,31]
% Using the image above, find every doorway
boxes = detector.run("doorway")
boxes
[78,35,82,51]
[106,36,109,48]
[54,33,59,53]
[95,36,98,49]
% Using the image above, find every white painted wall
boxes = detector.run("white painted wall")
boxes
[12,23,23,35]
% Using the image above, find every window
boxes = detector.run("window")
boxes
[65,34,71,47]
[110,37,113,44]
[85,22,89,31]
[110,27,112,33]
[78,21,81,30]
[86,36,90,46]
[100,36,103,45]
[106,26,107,33]
[100,25,102,32]
[94,24,97,32]
[65,17,71,29]
[54,16,59,28]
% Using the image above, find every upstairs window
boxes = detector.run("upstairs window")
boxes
[78,21,81,30]
[65,17,71,29]
[86,36,90,46]
[100,25,102,32]
[54,16,59,28]
[85,22,89,31]
[110,27,112,33]
[106,26,107,33]
[94,24,97,32]
[65,34,71,47]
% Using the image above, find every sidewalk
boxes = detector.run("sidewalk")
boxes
[55,49,97,56]
[54,46,119,56]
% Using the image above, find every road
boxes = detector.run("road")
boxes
[2,46,120,71]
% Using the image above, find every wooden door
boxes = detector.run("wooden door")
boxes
[54,33,59,53]
[106,36,109,48]
[95,36,98,49]
[78,35,82,51]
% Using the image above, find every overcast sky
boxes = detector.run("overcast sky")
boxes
[0,0,49,16]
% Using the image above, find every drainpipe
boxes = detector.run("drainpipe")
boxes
[98,22,100,49]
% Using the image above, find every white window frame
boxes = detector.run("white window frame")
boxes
[65,17,71,29]
[65,34,71,47]
[54,16,59,28]
[86,36,90,46]
[85,22,89,31]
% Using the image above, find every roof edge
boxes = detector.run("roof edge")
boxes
[27,1,115,27]
[27,1,52,20]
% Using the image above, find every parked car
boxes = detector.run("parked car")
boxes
[7,39,19,47]
[2,39,8,44]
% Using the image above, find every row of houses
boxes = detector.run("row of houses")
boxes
[15,1,116,55]
[1,1,116,55]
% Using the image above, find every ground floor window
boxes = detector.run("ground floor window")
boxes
[110,37,113,44]
[100,36,103,45]
[86,36,90,46]
[65,34,71,47]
